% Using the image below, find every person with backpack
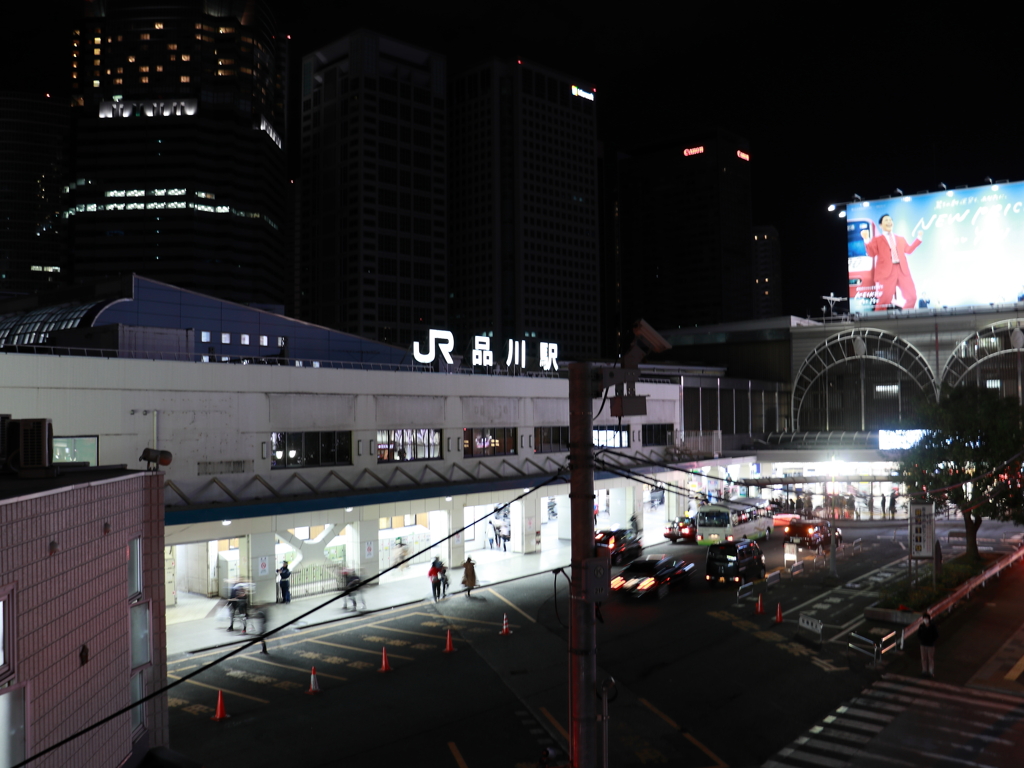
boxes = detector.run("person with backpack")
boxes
[428,560,443,602]
[343,569,365,611]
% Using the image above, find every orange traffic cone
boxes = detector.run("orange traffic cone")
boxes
[443,628,457,653]
[755,593,764,615]
[775,602,783,624]
[211,690,229,721]
[378,646,392,673]
[306,666,321,694]
[499,613,512,636]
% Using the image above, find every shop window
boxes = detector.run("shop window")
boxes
[534,426,569,453]
[641,424,674,446]
[376,428,442,462]
[201,331,211,342]
[594,427,629,448]
[271,431,352,469]
[463,427,517,458]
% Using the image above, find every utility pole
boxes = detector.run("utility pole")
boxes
[568,362,597,768]
[565,320,671,767]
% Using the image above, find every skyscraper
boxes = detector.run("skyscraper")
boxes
[298,30,447,345]
[752,225,782,318]
[448,59,600,362]
[0,92,70,299]
[619,130,753,331]
[67,0,289,307]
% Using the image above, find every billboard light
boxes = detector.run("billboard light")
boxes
[846,180,1024,312]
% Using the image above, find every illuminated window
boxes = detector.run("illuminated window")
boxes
[240,334,250,346]
[221,333,231,344]
[139,66,149,72]
[93,37,101,44]
[116,67,123,73]
[181,54,191,62]
[154,22,164,30]
[167,43,177,50]
[218,27,235,34]
[114,78,123,85]
[140,76,149,83]
[92,80,100,87]
[128,55,136,62]
[169,54,176,61]
[259,336,268,347]
[180,76,190,83]
[200,331,211,342]
[93,59,100,66]
[93,48,101,55]
[156,65,163,72]
[140,33,150,40]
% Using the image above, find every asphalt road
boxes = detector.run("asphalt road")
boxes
[166,517,1024,768]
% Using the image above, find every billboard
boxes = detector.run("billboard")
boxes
[846,181,1024,312]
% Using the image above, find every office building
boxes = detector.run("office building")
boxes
[67,0,289,307]
[752,225,782,319]
[298,30,448,345]
[0,92,70,298]
[449,59,601,362]
[620,130,754,331]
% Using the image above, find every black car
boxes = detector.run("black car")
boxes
[705,539,765,584]
[784,518,842,551]
[611,554,694,599]
[663,517,698,544]
[595,529,642,564]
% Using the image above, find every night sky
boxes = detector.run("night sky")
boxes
[12,2,1024,319]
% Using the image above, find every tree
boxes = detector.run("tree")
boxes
[898,384,1024,562]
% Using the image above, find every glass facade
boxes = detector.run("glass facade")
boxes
[270,431,353,469]
[463,427,517,458]
[376,428,442,462]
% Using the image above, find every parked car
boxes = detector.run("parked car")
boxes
[595,528,642,564]
[611,554,694,599]
[664,517,698,544]
[783,518,842,551]
[705,539,766,584]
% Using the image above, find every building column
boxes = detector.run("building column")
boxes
[517,493,540,553]
[345,518,381,581]
[247,532,278,605]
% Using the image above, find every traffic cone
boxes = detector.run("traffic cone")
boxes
[211,690,229,721]
[755,593,764,615]
[378,646,392,673]
[306,666,321,694]
[443,628,457,653]
[775,602,784,624]
[499,613,512,636]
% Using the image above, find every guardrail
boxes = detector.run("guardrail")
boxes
[765,570,782,590]
[850,537,862,555]
[799,614,824,644]
[735,581,754,606]
[789,561,804,576]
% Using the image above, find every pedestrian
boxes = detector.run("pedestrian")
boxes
[227,580,247,630]
[428,561,443,602]
[440,561,449,597]
[277,561,291,603]
[461,556,477,598]
[880,494,886,515]
[890,490,898,517]
[343,570,365,611]
[918,612,938,677]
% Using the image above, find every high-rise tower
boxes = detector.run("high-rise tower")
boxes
[448,59,600,362]
[68,0,289,307]
[298,30,447,345]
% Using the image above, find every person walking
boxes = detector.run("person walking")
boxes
[461,557,477,598]
[277,561,291,604]
[918,612,938,677]
[890,490,898,518]
[428,561,443,602]
[343,569,365,611]
[880,493,886,515]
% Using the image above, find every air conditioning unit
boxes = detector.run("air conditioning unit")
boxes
[19,418,54,469]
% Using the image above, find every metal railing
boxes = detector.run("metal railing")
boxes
[848,629,900,667]
[286,561,347,599]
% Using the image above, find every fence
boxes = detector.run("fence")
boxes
[286,561,346,599]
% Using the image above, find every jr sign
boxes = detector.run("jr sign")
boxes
[414,328,559,372]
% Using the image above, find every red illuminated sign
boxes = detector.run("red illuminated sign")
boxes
[736,150,750,161]
[682,146,704,157]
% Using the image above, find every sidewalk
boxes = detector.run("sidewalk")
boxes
[165,538,576,656]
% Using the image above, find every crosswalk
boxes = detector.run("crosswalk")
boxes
[764,674,1024,768]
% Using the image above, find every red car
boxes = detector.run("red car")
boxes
[664,517,697,544]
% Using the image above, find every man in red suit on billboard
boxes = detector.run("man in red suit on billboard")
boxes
[862,213,923,311]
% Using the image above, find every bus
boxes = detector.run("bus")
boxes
[695,503,772,545]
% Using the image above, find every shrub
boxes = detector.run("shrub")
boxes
[876,553,996,610]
